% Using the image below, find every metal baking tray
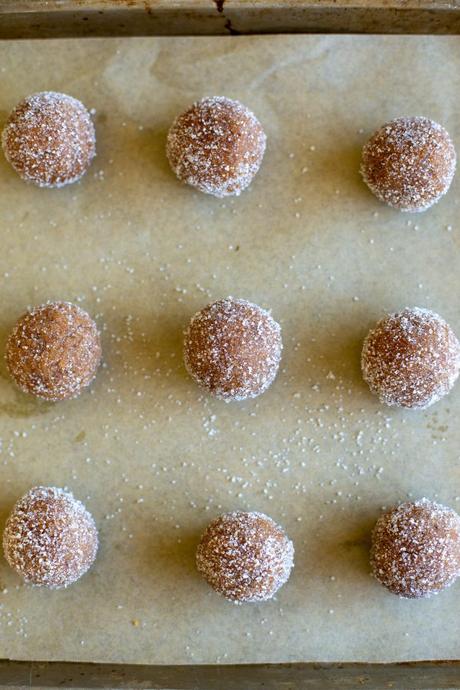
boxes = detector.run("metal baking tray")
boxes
[1,658,460,688]
[0,7,460,690]
[0,0,460,38]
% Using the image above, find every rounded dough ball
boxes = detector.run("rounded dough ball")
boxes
[184,297,282,401]
[6,301,102,401]
[196,511,294,602]
[166,96,266,197]
[371,499,460,598]
[360,116,456,212]
[1,91,96,187]
[3,486,98,588]
[361,307,460,409]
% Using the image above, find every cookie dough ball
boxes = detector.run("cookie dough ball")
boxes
[2,91,96,187]
[3,486,98,588]
[166,96,266,197]
[6,301,102,402]
[371,499,460,598]
[361,307,460,409]
[360,117,456,212]
[196,511,294,602]
[184,297,282,401]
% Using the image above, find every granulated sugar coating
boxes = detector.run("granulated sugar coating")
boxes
[196,511,294,602]
[1,91,96,188]
[184,297,282,401]
[360,116,456,212]
[6,301,102,401]
[3,486,98,588]
[371,499,460,598]
[166,96,266,197]
[361,307,460,409]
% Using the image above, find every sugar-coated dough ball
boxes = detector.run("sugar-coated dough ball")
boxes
[1,91,96,187]
[166,96,266,197]
[360,116,456,212]
[371,499,460,598]
[3,486,98,588]
[361,307,460,409]
[6,301,102,401]
[184,297,282,401]
[196,511,294,602]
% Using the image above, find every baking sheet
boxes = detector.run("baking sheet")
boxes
[0,35,459,665]
[3,0,460,38]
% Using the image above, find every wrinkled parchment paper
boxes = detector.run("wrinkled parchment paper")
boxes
[0,36,459,664]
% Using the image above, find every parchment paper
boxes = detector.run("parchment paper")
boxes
[0,35,459,665]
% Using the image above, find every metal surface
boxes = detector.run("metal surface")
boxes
[0,0,459,37]
[0,659,460,689]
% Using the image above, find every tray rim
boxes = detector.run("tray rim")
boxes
[0,0,460,37]
[1,658,460,689]
[2,1,459,9]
